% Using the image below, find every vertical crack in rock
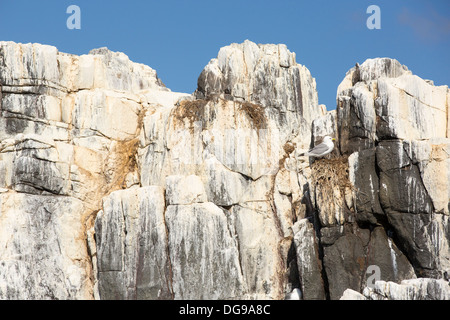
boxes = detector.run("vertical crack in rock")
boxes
[161,202,175,299]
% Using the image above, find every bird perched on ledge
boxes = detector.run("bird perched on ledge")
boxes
[298,136,336,157]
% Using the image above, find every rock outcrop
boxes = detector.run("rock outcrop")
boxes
[0,41,448,300]
[0,41,186,299]
[335,58,450,280]
[340,278,450,300]
[314,57,449,299]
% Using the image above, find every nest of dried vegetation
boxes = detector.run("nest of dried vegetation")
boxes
[310,156,353,193]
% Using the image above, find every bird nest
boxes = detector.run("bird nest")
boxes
[172,99,208,129]
[310,156,353,193]
[171,98,267,131]
[236,101,267,129]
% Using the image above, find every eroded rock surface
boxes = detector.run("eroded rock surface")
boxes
[0,42,448,300]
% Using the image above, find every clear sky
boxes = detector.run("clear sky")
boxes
[1,0,449,110]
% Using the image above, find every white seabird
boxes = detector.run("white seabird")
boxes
[299,136,335,157]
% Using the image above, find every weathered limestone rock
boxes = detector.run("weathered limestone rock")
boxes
[169,98,282,180]
[165,202,245,299]
[95,187,172,300]
[0,41,174,300]
[134,42,322,298]
[359,278,450,300]
[0,192,92,299]
[0,42,165,94]
[404,138,450,214]
[375,139,449,277]
[0,135,70,195]
[138,104,174,187]
[285,288,302,300]
[203,155,248,206]
[337,58,448,154]
[336,56,450,282]
[230,202,285,299]
[376,74,447,141]
[337,82,377,155]
[323,233,366,300]
[377,140,433,214]
[364,227,416,283]
[1,41,448,301]
[71,89,142,141]
[348,148,383,225]
[339,289,367,300]
[165,175,207,205]
[386,212,450,278]
[292,219,326,300]
[448,89,450,138]
[195,40,322,146]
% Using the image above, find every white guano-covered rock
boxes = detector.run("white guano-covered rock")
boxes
[0,192,92,299]
[95,186,172,300]
[196,40,322,146]
[292,219,326,300]
[165,202,246,299]
[359,278,450,300]
[0,41,175,300]
[165,175,207,205]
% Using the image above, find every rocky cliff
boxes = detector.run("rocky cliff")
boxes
[0,40,448,300]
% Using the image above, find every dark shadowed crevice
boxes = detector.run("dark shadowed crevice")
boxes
[286,240,301,291]
[302,183,330,300]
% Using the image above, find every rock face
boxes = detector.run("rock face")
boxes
[95,187,172,300]
[0,193,89,299]
[195,40,322,144]
[341,278,450,300]
[0,41,448,300]
[335,58,450,282]
[0,41,183,299]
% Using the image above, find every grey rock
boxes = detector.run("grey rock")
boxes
[285,288,302,300]
[375,75,447,141]
[320,226,346,246]
[292,219,326,300]
[364,227,416,284]
[95,187,172,300]
[348,148,383,224]
[337,82,377,154]
[0,193,92,299]
[403,138,450,214]
[165,202,246,299]
[357,58,411,83]
[386,211,449,278]
[337,57,447,154]
[323,233,366,300]
[231,202,285,299]
[203,156,248,206]
[376,140,433,215]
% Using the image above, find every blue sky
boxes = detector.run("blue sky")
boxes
[1,0,449,110]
